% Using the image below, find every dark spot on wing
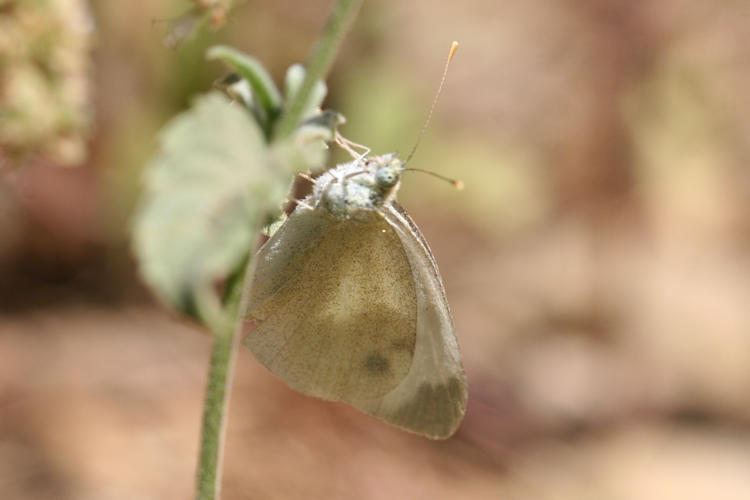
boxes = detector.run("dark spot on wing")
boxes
[364,351,391,375]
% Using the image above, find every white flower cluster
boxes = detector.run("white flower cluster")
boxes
[0,0,93,166]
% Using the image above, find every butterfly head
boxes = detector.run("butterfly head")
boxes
[311,153,404,218]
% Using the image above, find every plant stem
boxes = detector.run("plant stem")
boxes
[194,258,249,500]
[275,0,362,138]
[195,322,235,500]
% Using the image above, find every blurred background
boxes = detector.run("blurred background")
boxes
[3,0,750,498]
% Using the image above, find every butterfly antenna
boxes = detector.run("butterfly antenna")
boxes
[403,168,464,190]
[404,41,459,165]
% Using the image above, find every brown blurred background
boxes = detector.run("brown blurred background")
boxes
[3,0,750,498]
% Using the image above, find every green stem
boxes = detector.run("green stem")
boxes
[195,323,235,500]
[194,257,251,500]
[274,0,362,139]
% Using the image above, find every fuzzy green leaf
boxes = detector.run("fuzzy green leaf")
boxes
[132,92,288,317]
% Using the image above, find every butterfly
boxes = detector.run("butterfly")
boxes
[242,43,466,439]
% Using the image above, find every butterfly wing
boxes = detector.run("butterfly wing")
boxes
[350,202,467,439]
[244,207,419,402]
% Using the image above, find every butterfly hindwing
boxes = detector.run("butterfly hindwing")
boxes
[350,203,467,439]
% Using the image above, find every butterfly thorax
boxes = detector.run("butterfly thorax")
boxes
[311,153,404,219]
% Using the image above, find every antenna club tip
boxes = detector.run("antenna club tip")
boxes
[453,179,465,191]
[449,41,459,59]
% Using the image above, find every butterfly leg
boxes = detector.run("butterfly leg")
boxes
[335,131,370,161]
[293,198,314,211]
[296,172,315,183]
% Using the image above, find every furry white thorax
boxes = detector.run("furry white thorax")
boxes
[310,153,404,218]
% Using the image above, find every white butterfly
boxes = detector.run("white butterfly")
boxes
[243,151,467,439]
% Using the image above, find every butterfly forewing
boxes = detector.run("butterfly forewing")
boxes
[244,208,418,402]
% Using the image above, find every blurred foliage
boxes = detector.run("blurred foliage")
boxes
[162,0,238,48]
[625,54,742,241]
[0,0,92,166]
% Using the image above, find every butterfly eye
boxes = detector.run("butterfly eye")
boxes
[375,168,398,188]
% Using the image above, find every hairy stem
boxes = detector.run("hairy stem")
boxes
[195,322,235,500]
[275,0,362,138]
[194,250,253,500]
